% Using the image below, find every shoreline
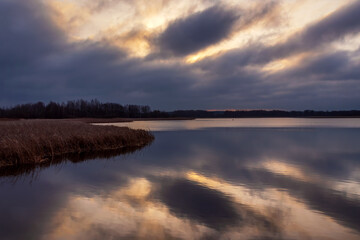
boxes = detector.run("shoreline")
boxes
[0,119,154,168]
[1,116,360,124]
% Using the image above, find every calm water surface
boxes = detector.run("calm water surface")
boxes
[97,118,360,131]
[1,118,360,240]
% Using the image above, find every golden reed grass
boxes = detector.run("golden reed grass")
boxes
[0,120,154,167]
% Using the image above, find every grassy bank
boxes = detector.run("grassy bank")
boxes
[0,120,154,167]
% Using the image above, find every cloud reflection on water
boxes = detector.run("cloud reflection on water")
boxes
[0,126,360,239]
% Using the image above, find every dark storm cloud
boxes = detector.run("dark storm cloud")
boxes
[0,0,63,68]
[154,2,278,57]
[0,0,66,104]
[266,0,360,61]
[199,0,360,69]
[0,0,199,106]
[156,6,240,56]
[0,0,129,104]
[272,50,360,82]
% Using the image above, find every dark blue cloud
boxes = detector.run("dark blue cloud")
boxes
[156,6,240,56]
[154,2,279,57]
[0,0,63,68]
[198,1,360,69]
[272,50,360,82]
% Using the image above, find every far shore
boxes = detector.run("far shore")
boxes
[2,116,360,124]
[0,119,154,168]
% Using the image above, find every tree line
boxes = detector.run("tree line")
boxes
[0,99,169,119]
[0,99,359,119]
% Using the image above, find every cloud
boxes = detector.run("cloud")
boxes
[0,0,63,68]
[271,50,360,82]
[0,0,67,104]
[154,6,240,57]
[154,1,279,57]
[199,0,360,69]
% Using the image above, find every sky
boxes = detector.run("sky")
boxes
[1,0,360,110]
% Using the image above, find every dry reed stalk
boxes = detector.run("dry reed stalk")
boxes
[0,119,154,167]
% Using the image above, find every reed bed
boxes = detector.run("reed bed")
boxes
[0,120,154,167]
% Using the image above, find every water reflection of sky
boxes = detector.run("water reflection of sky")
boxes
[1,123,360,239]
[97,118,360,131]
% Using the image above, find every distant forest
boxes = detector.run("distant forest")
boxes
[0,99,359,119]
[0,99,168,119]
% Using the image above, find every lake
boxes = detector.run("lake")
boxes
[1,118,360,240]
